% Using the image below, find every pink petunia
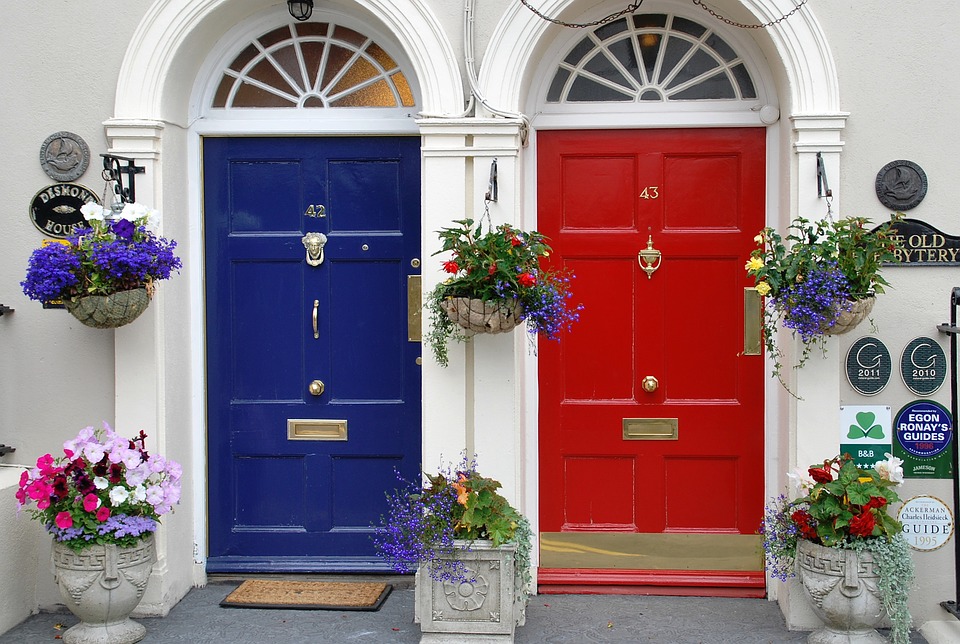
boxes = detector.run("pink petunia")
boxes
[55,511,73,529]
[96,506,111,522]
[83,493,101,513]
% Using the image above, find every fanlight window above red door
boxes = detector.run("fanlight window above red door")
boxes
[212,22,416,108]
[546,13,757,103]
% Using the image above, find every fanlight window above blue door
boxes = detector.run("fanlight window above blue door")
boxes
[213,22,416,108]
[547,14,757,103]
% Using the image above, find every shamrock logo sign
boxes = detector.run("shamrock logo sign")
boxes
[848,411,885,440]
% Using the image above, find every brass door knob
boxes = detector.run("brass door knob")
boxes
[308,380,325,396]
[642,375,659,393]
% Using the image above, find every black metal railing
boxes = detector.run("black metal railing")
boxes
[937,287,960,619]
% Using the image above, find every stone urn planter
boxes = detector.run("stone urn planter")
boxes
[415,540,525,643]
[795,539,887,644]
[51,535,157,644]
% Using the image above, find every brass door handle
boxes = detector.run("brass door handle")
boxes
[308,380,325,396]
[312,299,319,339]
[642,375,659,393]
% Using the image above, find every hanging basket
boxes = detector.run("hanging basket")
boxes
[441,297,523,336]
[824,296,875,336]
[64,288,151,329]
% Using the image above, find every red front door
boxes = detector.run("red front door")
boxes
[538,128,766,596]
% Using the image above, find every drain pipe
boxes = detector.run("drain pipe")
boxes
[463,0,530,145]
[937,287,960,618]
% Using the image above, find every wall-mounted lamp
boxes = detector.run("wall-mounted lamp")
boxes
[288,0,314,21]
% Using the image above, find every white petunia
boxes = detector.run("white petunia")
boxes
[786,466,816,493]
[874,453,905,486]
[109,486,130,506]
[94,476,109,490]
[80,202,105,222]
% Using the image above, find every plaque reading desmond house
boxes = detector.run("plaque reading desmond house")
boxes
[29,183,99,238]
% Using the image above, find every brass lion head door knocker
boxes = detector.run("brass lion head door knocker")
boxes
[302,232,327,267]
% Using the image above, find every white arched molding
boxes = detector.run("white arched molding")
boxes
[480,0,839,118]
[112,0,463,122]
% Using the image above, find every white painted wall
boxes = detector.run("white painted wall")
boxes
[2,0,960,638]
[0,0,150,627]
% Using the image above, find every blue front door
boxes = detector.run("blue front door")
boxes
[204,136,422,572]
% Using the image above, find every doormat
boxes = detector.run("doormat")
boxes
[220,580,392,611]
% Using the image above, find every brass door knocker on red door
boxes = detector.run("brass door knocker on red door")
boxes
[638,233,661,279]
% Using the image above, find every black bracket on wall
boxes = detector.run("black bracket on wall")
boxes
[816,151,832,198]
[0,304,13,316]
[0,445,15,457]
[101,154,145,205]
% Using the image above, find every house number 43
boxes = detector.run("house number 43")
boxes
[640,187,659,199]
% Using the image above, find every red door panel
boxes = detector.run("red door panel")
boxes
[538,128,765,591]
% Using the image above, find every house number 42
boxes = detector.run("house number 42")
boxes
[640,187,659,200]
[304,204,326,217]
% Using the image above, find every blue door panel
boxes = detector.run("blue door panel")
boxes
[204,136,421,571]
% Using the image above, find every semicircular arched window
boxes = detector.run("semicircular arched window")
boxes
[547,13,757,103]
[212,22,416,109]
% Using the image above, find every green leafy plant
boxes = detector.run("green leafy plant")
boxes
[745,215,902,390]
[373,454,531,606]
[426,218,582,367]
[761,453,913,644]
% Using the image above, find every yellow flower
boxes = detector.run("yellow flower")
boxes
[755,281,771,296]
[754,234,763,244]
[745,257,764,271]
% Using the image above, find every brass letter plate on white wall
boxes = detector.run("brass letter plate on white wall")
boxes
[622,418,678,440]
[287,419,348,441]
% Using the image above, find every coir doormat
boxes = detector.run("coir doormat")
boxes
[220,579,392,611]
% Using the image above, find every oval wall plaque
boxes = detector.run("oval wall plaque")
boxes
[900,336,947,396]
[29,183,99,238]
[898,495,954,552]
[845,337,892,396]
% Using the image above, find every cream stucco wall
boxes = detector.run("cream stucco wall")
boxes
[0,0,153,620]
[3,0,960,639]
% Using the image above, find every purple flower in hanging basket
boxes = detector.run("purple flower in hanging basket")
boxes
[111,218,136,240]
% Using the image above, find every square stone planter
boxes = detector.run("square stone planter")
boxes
[415,540,525,643]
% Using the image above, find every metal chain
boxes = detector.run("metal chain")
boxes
[519,0,808,30]
[518,0,644,29]
[691,0,809,29]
